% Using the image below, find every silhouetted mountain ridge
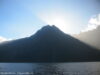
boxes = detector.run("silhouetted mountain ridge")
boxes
[0,25,100,62]
[30,25,65,39]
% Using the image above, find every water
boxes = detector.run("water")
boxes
[0,62,100,75]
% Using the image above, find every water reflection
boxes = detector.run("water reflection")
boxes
[33,63,64,75]
[0,62,100,75]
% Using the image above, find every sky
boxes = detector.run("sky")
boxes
[0,0,100,41]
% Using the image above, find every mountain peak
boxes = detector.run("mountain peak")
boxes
[0,25,100,62]
[41,25,60,31]
[33,25,61,35]
[30,25,64,39]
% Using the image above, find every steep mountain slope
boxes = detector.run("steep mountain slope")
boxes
[0,25,100,62]
[75,26,100,49]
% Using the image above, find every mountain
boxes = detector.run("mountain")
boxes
[75,26,100,49]
[0,25,100,62]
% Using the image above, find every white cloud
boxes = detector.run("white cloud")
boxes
[0,36,9,43]
[82,14,100,32]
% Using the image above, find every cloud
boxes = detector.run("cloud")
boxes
[0,36,8,43]
[82,14,100,32]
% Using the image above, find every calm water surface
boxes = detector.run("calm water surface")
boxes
[0,62,100,75]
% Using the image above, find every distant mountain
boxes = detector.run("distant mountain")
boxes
[0,25,100,62]
[75,26,100,49]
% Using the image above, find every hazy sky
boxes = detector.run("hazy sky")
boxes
[0,0,100,40]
